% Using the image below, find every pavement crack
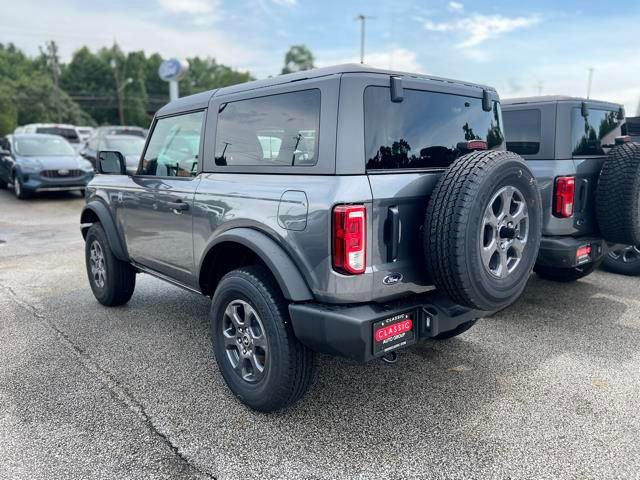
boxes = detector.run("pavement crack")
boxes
[0,282,216,480]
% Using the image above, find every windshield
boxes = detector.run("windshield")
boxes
[107,128,145,138]
[35,127,80,143]
[101,137,145,156]
[365,86,504,170]
[14,137,76,157]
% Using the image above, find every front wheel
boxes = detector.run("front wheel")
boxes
[85,223,136,306]
[602,244,640,276]
[12,173,30,199]
[211,266,314,412]
[534,262,599,282]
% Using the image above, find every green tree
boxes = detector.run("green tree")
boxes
[281,45,315,74]
[179,57,253,95]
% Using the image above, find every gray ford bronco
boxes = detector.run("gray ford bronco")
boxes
[81,64,542,411]
[503,96,640,281]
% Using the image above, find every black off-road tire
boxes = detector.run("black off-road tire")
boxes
[210,266,314,412]
[85,223,136,306]
[602,244,640,276]
[534,261,599,282]
[424,150,542,312]
[596,142,640,245]
[432,319,477,340]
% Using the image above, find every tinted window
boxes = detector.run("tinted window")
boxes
[503,109,541,155]
[365,87,504,170]
[139,111,203,177]
[571,107,622,156]
[35,127,80,143]
[215,89,320,167]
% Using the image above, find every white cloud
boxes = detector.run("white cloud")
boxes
[158,0,218,14]
[424,14,540,48]
[316,48,424,73]
[271,0,297,5]
[448,2,464,12]
[0,1,255,69]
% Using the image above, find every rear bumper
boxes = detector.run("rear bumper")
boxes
[536,235,607,268]
[289,291,486,363]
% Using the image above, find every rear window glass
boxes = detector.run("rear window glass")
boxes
[503,109,541,155]
[571,107,623,156]
[35,127,79,143]
[364,87,504,170]
[215,89,320,167]
[107,128,145,138]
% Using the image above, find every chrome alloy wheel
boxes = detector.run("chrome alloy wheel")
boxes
[480,186,529,278]
[89,240,107,289]
[608,244,640,264]
[222,299,268,383]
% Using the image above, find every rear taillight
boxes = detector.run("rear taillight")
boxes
[333,205,366,275]
[553,176,575,218]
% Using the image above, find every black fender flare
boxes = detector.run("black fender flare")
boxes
[202,228,313,302]
[80,201,129,261]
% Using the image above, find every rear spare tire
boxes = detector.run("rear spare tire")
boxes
[596,142,640,245]
[424,150,542,312]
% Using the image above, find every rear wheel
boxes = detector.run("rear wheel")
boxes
[602,244,640,276]
[424,150,542,311]
[534,262,599,282]
[85,223,136,306]
[432,319,477,340]
[211,266,314,412]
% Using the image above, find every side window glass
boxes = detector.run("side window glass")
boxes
[139,111,204,177]
[215,89,320,167]
[503,109,541,155]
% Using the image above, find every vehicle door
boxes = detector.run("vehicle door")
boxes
[120,110,205,287]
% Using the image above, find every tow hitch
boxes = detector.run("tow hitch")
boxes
[381,351,398,364]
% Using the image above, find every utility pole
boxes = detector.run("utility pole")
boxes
[586,67,594,99]
[110,58,126,125]
[355,14,375,64]
[537,80,543,96]
[45,41,62,123]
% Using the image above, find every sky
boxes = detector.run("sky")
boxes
[1,0,639,114]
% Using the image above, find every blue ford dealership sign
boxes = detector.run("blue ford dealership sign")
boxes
[158,58,188,82]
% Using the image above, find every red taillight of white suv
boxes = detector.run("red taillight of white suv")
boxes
[333,205,366,274]
[553,176,575,218]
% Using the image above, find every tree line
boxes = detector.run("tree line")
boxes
[0,42,315,136]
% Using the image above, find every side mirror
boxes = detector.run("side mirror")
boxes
[97,151,127,175]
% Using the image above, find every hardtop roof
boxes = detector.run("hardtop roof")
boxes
[503,95,622,110]
[156,63,497,116]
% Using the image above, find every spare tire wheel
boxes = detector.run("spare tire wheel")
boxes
[424,150,542,312]
[596,142,640,245]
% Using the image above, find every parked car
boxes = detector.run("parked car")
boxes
[76,126,95,143]
[82,135,145,174]
[0,134,94,199]
[503,96,640,281]
[80,64,542,411]
[18,123,83,152]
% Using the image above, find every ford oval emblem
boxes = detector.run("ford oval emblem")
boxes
[383,272,403,285]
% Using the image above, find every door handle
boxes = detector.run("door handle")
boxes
[167,200,189,212]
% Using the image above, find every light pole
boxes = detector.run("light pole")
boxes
[355,14,375,64]
[110,59,132,125]
[586,67,595,99]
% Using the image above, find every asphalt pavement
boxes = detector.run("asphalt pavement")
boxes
[1,188,640,479]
